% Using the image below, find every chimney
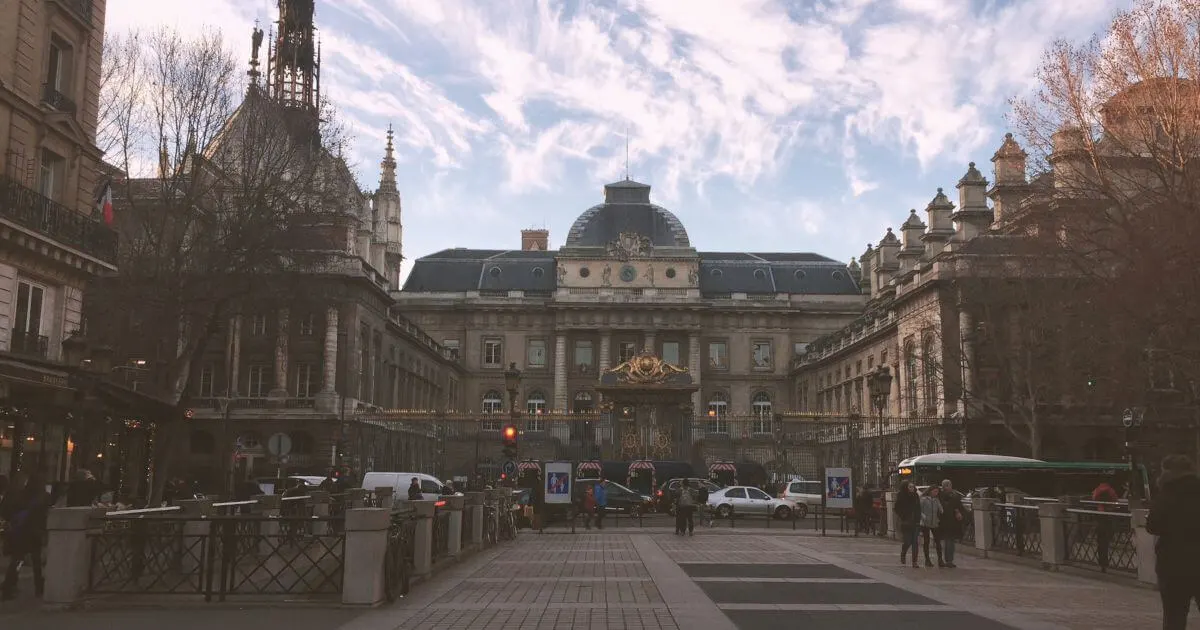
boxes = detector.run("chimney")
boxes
[922,188,955,257]
[951,162,992,241]
[989,133,1028,224]
[873,229,901,293]
[521,229,549,251]
[897,209,926,273]
[860,244,875,296]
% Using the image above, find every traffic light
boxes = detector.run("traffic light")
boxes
[502,424,518,460]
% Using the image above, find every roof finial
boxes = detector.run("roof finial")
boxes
[624,125,630,181]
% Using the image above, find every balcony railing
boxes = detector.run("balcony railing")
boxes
[41,83,77,116]
[0,174,118,264]
[52,0,94,26]
[8,330,49,358]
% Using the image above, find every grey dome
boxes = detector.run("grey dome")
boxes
[564,179,691,248]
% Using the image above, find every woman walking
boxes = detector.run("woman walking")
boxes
[1146,455,1200,630]
[920,486,944,567]
[894,482,921,568]
[1,472,49,600]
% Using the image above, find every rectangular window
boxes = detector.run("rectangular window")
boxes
[298,314,315,336]
[38,150,65,201]
[250,314,267,336]
[526,339,547,368]
[661,341,680,366]
[574,340,594,374]
[14,280,46,336]
[247,365,270,397]
[46,36,72,92]
[483,338,503,367]
[295,363,318,398]
[198,366,215,398]
[618,341,637,362]
[708,341,728,370]
[443,339,460,360]
[752,341,773,369]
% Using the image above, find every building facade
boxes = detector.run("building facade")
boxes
[0,0,119,477]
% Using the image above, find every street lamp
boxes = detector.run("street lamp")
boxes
[866,367,893,487]
[504,362,521,480]
[847,409,862,490]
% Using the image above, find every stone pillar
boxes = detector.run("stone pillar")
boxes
[1038,502,1068,569]
[309,491,331,535]
[43,507,93,605]
[341,508,390,606]
[177,499,213,575]
[973,498,995,554]
[885,492,897,538]
[375,486,394,510]
[1132,509,1157,586]
[411,500,436,577]
[599,330,612,371]
[443,495,465,557]
[688,331,702,422]
[229,315,242,395]
[643,330,656,353]
[317,306,340,411]
[553,333,568,412]
[465,491,485,545]
[270,307,290,399]
[957,305,975,417]
[255,494,282,556]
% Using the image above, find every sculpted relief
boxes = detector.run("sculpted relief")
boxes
[606,232,652,261]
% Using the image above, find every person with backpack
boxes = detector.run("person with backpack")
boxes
[1,472,49,600]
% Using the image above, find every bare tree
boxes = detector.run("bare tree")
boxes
[1008,0,1200,396]
[90,27,356,502]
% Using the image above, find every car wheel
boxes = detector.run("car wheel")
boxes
[794,503,809,519]
[774,505,792,520]
[716,504,732,518]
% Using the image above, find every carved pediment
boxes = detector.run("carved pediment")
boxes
[606,231,651,261]
[603,350,688,385]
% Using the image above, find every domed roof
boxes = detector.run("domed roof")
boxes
[564,179,691,248]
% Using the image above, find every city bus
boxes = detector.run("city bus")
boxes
[894,453,1149,499]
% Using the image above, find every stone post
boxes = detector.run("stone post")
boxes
[442,495,465,557]
[410,500,436,577]
[43,507,94,606]
[1038,502,1068,569]
[316,305,340,412]
[348,487,367,509]
[375,486,394,510]
[973,497,995,554]
[885,492,897,538]
[1132,509,1157,586]
[310,491,331,536]
[177,499,213,575]
[255,494,282,556]
[341,508,390,606]
[465,491,485,545]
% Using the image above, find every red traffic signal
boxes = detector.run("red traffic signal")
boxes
[502,425,518,446]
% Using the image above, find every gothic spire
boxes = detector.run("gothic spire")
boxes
[379,125,398,193]
[267,0,320,132]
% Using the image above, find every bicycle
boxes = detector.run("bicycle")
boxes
[499,504,516,540]
[382,518,412,602]
[484,505,498,545]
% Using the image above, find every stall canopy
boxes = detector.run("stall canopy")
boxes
[517,461,541,473]
[627,460,656,494]
[577,461,602,478]
[709,461,738,485]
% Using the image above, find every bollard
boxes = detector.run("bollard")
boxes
[43,507,95,606]
[885,492,898,539]
[255,494,282,556]
[177,499,213,575]
[341,508,390,605]
[1131,509,1157,587]
[442,495,465,557]
[310,491,332,536]
[410,500,436,577]
[1038,502,1068,569]
[465,492,485,545]
[973,498,995,555]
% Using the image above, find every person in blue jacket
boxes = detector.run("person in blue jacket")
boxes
[593,479,608,530]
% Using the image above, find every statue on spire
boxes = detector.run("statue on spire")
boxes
[248,25,264,86]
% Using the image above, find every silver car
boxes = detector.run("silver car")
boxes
[708,485,800,519]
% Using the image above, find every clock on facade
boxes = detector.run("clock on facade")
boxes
[619,265,636,282]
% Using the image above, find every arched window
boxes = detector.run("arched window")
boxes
[904,342,918,415]
[526,390,547,431]
[751,392,772,434]
[921,336,938,413]
[481,390,503,431]
[573,391,594,413]
[189,430,215,455]
[706,391,729,434]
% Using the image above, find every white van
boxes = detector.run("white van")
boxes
[361,471,448,501]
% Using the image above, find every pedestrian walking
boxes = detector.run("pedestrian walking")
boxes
[937,479,966,568]
[1,472,49,601]
[696,481,711,527]
[675,481,696,535]
[854,487,874,534]
[1091,477,1121,572]
[1146,454,1200,630]
[895,481,921,567]
[582,486,597,530]
[920,486,944,567]
[593,479,608,530]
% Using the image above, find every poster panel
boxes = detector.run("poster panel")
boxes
[824,467,853,509]
[544,461,573,504]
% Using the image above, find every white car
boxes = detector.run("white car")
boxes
[778,480,822,518]
[708,485,800,519]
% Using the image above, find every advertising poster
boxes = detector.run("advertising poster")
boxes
[824,467,853,509]
[544,461,573,504]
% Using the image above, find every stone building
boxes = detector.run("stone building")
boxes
[386,178,866,479]
[0,0,122,477]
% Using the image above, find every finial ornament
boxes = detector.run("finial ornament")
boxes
[624,125,631,180]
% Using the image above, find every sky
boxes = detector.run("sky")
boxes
[104,0,1131,284]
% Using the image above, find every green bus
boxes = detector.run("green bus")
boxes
[894,453,1150,499]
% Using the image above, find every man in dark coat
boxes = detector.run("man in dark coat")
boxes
[1146,455,1200,630]
[1,472,49,600]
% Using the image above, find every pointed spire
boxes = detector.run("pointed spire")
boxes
[379,125,398,193]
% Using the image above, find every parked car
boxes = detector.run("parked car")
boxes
[777,479,822,518]
[577,479,653,515]
[361,471,450,501]
[654,478,723,514]
[708,485,799,519]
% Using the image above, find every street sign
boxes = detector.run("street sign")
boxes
[267,432,292,457]
[502,460,517,476]
[1122,409,1134,428]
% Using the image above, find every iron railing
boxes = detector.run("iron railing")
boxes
[990,503,1041,557]
[431,509,450,563]
[51,0,94,25]
[1064,510,1137,574]
[8,330,49,358]
[0,173,118,263]
[41,83,77,115]
[383,509,416,602]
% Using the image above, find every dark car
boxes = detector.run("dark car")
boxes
[577,479,652,515]
[654,478,723,514]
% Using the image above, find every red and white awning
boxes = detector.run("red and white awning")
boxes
[517,461,541,472]
[577,461,602,475]
[629,460,655,472]
[709,462,737,473]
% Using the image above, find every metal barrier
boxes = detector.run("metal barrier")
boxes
[990,503,1042,557]
[1064,509,1137,574]
[383,508,417,602]
[431,509,450,563]
[960,500,975,545]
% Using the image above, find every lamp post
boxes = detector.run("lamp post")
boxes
[847,409,862,491]
[866,367,893,487]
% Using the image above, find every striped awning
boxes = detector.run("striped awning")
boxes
[629,460,655,471]
[517,461,541,472]
[709,462,737,473]
[577,461,602,475]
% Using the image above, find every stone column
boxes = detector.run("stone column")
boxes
[643,330,656,353]
[973,498,995,554]
[230,315,243,396]
[957,305,975,417]
[599,330,612,372]
[465,491,485,546]
[43,507,93,606]
[316,306,339,412]
[411,500,436,577]
[310,491,331,536]
[443,495,465,557]
[1038,502,1067,569]
[688,331,702,418]
[341,508,390,606]
[255,494,282,557]
[553,333,568,412]
[1132,509,1157,586]
[270,307,290,399]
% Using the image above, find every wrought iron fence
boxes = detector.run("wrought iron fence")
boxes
[431,509,450,563]
[383,509,416,602]
[989,503,1041,557]
[960,500,975,546]
[0,173,118,263]
[87,514,345,601]
[1064,510,1137,574]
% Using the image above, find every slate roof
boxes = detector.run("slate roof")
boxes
[564,180,690,248]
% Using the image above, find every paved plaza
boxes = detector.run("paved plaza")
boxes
[1,528,1191,629]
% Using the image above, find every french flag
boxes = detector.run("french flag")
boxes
[96,177,113,225]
